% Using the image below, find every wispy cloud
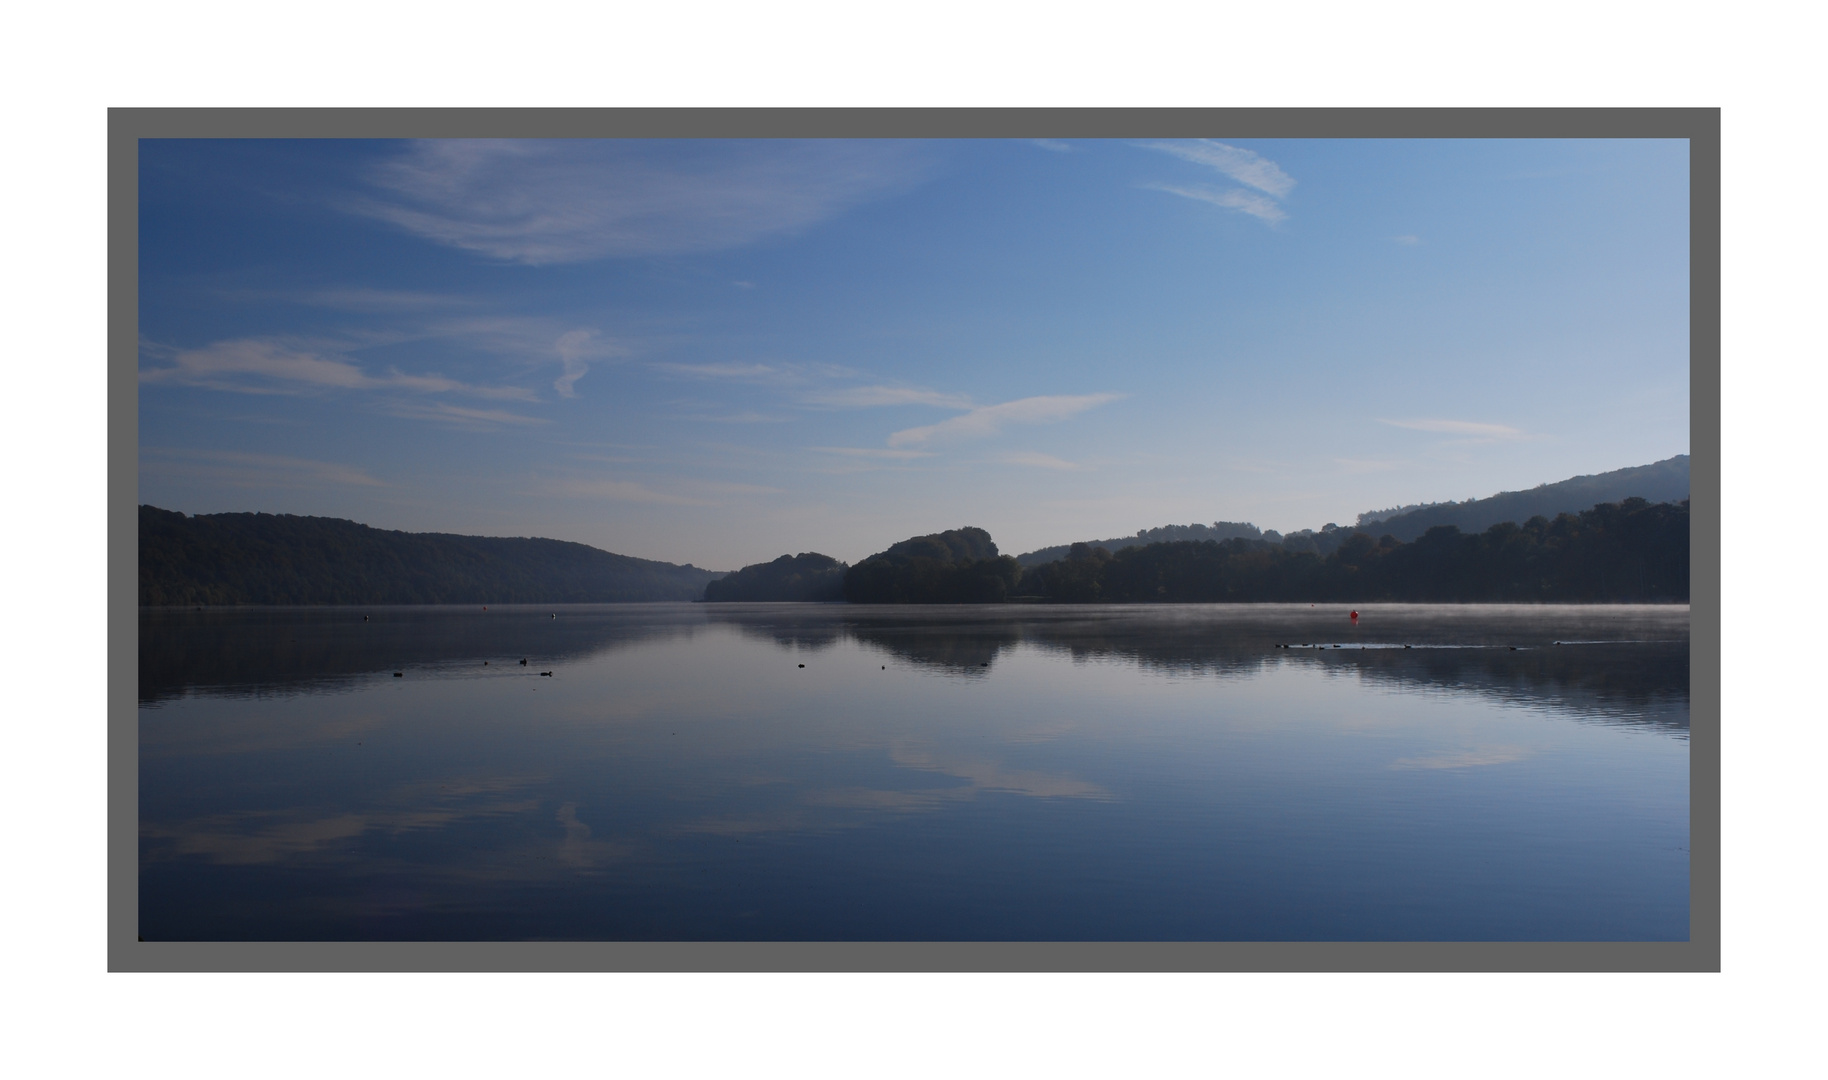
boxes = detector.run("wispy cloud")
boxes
[1029,139,1074,153]
[348,140,934,265]
[292,287,468,311]
[541,475,781,505]
[806,385,976,409]
[381,401,550,429]
[140,338,537,401]
[1139,140,1296,198]
[808,446,934,460]
[1393,234,1422,245]
[543,478,706,505]
[1139,140,1296,225]
[139,448,388,489]
[1142,183,1286,224]
[888,393,1122,447]
[684,410,795,424]
[651,362,786,382]
[553,329,595,397]
[693,481,787,496]
[1000,451,1082,471]
[1377,418,1525,439]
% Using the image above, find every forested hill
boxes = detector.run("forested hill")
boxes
[1017,522,1264,567]
[1018,498,1689,604]
[139,506,724,605]
[1358,455,1689,542]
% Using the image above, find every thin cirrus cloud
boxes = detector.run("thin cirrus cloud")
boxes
[1000,451,1082,471]
[544,477,707,506]
[806,385,977,409]
[1141,183,1286,224]
[887,393,1123,448]
[348,140,935,266]
[1139,140,1296,225]
[1377,418,1525,439]
[140,338,537,402]
[542,477,783,506]
[808,447,934,460]
[382,401,551,429]
[140,448,387,489]
[650,362,789,382]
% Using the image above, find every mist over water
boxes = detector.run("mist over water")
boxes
[139,603,1689,940]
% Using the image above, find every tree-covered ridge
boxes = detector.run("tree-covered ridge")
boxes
[1356,455,1689,541]
[1016,521,1264,567]
[841,526,1023,604]
[703,552,848,602]
[1017,498,1689,603]
[139,505,723,606]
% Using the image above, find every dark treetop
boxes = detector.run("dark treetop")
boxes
[703,552,848,602]
[841,527,1024,604]
[138,505,723,606]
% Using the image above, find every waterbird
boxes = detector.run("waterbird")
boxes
[520,659,527,665]
[540,671,552,676]
[393,671,402,677]
[798,664,805,668]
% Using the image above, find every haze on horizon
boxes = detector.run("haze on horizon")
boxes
[138,138,1689,570]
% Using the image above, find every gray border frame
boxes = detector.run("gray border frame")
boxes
[112,108,1719,972]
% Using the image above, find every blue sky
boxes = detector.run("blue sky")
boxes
[138,138,1689,569]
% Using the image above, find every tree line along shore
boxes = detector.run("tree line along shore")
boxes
[141,495,1687,607]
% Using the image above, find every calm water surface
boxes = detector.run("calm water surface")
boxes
[139,603,1689,940]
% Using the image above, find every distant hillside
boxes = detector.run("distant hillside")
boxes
[139,506,723,605]
[1358,456,1689,542]
[703,552,848,602]
[1018,498,1689,604]
[1017,521,1263,567]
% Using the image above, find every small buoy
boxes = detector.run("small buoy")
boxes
[483,661,488,665]
[882,665,886,670]
[1350,610,1359,622]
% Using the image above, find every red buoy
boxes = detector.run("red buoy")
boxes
[1349,610,1360,623]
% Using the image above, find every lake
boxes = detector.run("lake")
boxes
[138,603,1690,941]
